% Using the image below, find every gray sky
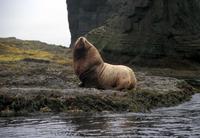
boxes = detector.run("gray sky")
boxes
[0,0,71,47]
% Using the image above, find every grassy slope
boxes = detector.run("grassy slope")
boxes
[0,37,72,64]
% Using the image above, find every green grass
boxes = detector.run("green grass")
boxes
[0,38,72,65]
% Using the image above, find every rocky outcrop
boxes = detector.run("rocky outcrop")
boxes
[67,0,200,67]
[0,37,197,116]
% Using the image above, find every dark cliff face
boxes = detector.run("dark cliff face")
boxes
[67,0,115,46]
[67,0,200,68]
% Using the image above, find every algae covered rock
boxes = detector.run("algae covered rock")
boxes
[0,77,195,116]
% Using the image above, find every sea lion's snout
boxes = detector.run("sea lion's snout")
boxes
[75,37,86,49]
[79,37,86,45]
[79,37,85,42]
[79,39,85,48]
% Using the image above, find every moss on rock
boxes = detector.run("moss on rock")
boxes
[0,81,195,117]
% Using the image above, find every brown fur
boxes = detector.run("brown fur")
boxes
[73,37,137,90]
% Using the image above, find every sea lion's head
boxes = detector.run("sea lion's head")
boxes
[74,37,91,50]
[73,37,104,76]
[73,37,92,60]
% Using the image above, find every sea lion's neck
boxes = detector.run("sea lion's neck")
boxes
[97,63,106,77]
[79,62,104,82]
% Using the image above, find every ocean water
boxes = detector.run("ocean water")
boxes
[0,94,200,138]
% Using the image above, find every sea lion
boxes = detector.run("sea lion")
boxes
[73,37,137,90]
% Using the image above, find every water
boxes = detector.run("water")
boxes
[0,94,200,138]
